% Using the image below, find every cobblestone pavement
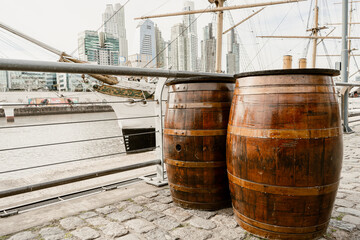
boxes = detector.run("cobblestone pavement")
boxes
[1,125,360,240]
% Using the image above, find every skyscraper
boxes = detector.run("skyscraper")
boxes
[169,23,187,71]
[226,29,240,74]
[102,3,128,65]
[201,23,216,72]
[136,19,157,67]
[183,1,198,71]
[155,25,166,69]
[78,30,120,66]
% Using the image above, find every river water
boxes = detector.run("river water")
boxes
[0,112,124,173]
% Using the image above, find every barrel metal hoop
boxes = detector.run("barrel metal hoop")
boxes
[228,172,339,196]
[227,125,342,139]
[168,102,231,109]
[165,158,226,168]
[164,129,227,136]
[234,86,336,95]
[169,182,226,193]
[233,207,329,234]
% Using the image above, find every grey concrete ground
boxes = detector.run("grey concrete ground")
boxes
[1,124,360,240]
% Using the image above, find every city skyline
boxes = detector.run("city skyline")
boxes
[0,0,354,73]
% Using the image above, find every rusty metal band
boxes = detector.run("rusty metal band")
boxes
[228,172,339,196]
[168,102,231,109]
[236,77,333,87]
[233,208,329,234]
[169,182,226,193]
[165,158,226,168]
[234,86,335,95]
[164,128,227,136]
[169,83,234,92]
[227,125,342,139]
[236,214,327,239]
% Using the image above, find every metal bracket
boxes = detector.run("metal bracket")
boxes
[139,174,168,187]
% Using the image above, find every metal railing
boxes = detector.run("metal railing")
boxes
[0,58,359,216]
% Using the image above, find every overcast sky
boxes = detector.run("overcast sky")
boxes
[0,0,358,75]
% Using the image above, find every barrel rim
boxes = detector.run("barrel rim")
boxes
[166,76,236,85]
[234,68,340,78]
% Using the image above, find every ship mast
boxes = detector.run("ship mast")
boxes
[311,0,319,67]
[136,0,304,73]
[215,0,225,73]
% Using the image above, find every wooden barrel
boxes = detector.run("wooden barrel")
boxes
[164,77,235,210]
[227,69,343,239]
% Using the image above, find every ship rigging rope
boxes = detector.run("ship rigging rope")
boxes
[70,0,131,56]
[0,146,160,175]
[0,130,159,152]
[143,3,212,68]
[0,29,39,59]
[245,4,294,71]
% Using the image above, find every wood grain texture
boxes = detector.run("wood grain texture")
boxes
[164,81,234,210]
[227,73,343,239]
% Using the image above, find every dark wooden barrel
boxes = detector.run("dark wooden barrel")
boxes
[227,69,343,239]
[164,77,235,210]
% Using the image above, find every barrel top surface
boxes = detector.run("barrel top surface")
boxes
[166,76,235,86]
[234,68,340,79]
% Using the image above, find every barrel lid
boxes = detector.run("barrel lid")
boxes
[234,68,340,79]
[166,76,235,86]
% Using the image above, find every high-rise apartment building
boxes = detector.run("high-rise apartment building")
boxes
[226,29,240,74]
[136,19,157,67]
[102,3,128,65]
[201,23,216,72]
[183,1,198,71]
[0,71,8,91]
[170,23,187,71]
[78,30,119,66]
[155,25,166,69]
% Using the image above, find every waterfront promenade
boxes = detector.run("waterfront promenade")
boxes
[1,124,360,240]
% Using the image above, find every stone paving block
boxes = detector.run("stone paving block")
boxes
[330,219,357,232]
[343,215,360,225]
[124,204,144,214]
[153,215,181,230]
[340,184,356,190]
[210,214,238,228]
[216,208,234,216]
[39,227,65,240]
[163,207,192,222]
[144,228,174,240]
[71,227,100,240]
[136,209,166,221]
[337,207,360,217]
[115,233,142,240]
[185,209,217,219]
[59,216,86,230]
[95,205,117,215]
[336,199,355,208]
[115,201,132,210]
[132,195,154,205]
[100,222,129,238]
[212,227,246,240]
[171,226,212,240]
[107,211,135,222]
[124,219,156,233]
[336,192,346,199]
[8,231,38,240]
[85,216,111,227]
[157,189,171,196]
[154,195,173,204]
[328,228,350,239]
[345,193,360,202]
[144,191,159,198]
[145,202,171,212]
[188,216,217,230]
[79,211,98,219]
